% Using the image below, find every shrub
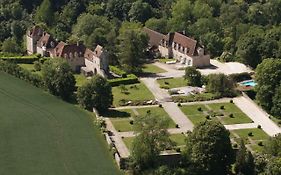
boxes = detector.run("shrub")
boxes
[0,55,39,64]
[197,107,202,111]
[158,104,162,108]
[175,124,179,128]
[233,143,238,148]
[108,74,138,86]
[258,141,263,146]
[129,120,134,125]
[34,61,41,71]
[109,65,127,78]
[206,115,210,120]
[229,113,234,118]
[248,132,253,137]
[164,81,169,85]
[220,105,225,110]
[160,85,170,89]
[175,148,181,152]
[177,103,181,107]
[230,99,233,103]
[257,125,262,129]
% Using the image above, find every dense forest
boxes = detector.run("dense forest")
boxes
[1,0,281,68]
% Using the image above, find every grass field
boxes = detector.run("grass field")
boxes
[180,103,252,125]
[74,74,89,87]
[142,64,166,74]
[112,83,154,106]
[0,72,120,175]
[157,77,187,89]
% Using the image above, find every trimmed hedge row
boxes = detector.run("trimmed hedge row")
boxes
[0,60,44,88]
[0,55,40,64]
[108,74,139,86]
[109,65,127,78]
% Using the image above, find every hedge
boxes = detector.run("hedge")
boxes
[0,60,44,88]
[109,65,127,78]
[0,55,40,64]
[108,74,139,86]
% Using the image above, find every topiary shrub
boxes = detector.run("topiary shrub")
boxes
[175,124,179,128]
[177,103,181,107]
[257,125,262,129]
[230,99,233,103]
[258,141,263,146]
[129,120,134,125]
[158,104,162,108]
[248,132,253,137]
[220,105,225,110]
[229,113,234,118]
[206,115,210,120]
[197,107,202,111]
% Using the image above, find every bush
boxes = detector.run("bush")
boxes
[130,120,134,125]
[258,141,263,146]
[0,55,39,64]
[175,148,181,152]
[220,105,225,110]
[175,124,179,128]
[108,74,139,86]
[109,65,127,78]
[229,113,234,118]
[248,132,253,137]
[160,85,170,89]
[233,143,238,148]
[197,107,202,111]
[205,115,211,120]
[158,104,162,108]
[34,61,41,71]
[230,99,233,103]
[177,103,181,107]
[257,125,262,129]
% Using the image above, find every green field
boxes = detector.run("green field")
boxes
[0,72,120,175]
[142,64,166,74]
[157,77,187,89]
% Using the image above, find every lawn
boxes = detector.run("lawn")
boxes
[180,103,253,125]
[0,72,120,175]
[157,77,187,89]
[122,133,186,151]
[112,82,154,106]
[157,58,176,63]
[18,63,42,76]
[142,64,166,74]
[105,107,176,132]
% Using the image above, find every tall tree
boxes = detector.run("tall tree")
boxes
[206,73,235,97]
[128,0,153,23]
[35,0,54,26]
[184,67,202,87]
[184,121,234,175]
[235,140,255,175]
[42,59,76,100]
[77,75,113,112]
[131,114,174,171]
[256,59,281,112]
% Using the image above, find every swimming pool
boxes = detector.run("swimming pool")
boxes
[240,80,257,87]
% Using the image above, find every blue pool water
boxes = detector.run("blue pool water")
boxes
[241,80,257,87]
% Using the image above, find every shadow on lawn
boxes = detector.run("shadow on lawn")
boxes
[101,109,131,118]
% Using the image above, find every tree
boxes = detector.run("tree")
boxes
[131,114,174,171]
[77,75,113,112]
[128,0,153,23]
[264,157,281,175]
[256,59,281,112]
[264,133,281,157]
[42,59,76,100]
[271,85,281,118]
[1,38,21,53]
[184,121,234,175]
[235,140,255,175]
[105,0,133,20]
[184,67,202,87]
[35,0,54,26]
[117,23,148,73]
[145,17,168,34]
[206,74,235,97]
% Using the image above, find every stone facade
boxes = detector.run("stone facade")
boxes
[26,26,109,77]
[143,27,210,68]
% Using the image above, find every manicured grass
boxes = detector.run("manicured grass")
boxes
[74,74,89,87]
[233,128,269,141]
[157,77,187,89]
[122,134,186,151]
[112,83,154,107]
[0,72,120,175]
[170,134,186,146]
[18,63,35,71]
[180,104,218,125]
[136,107,176,128]
[122,137,134,151]
[208,103,253,124]
[250,144,265,153]
[107,107,176,132]
[180,103,252,125]
[142,64,166,74]
[172,93,219,103]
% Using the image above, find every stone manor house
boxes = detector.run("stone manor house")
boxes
[26,26,108,77]
[143,27,210,68]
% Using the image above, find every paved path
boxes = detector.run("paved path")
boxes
[224,123,258,130]
[233,96,281,136]
[112,104,158,110]
[141,78,171,102]
[104,118,130,158]
[180,98,231,105]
